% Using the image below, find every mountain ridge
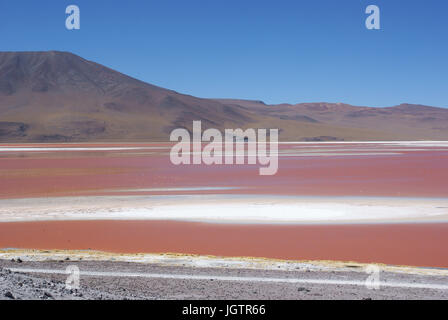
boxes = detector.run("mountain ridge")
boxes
[1,51,448,142]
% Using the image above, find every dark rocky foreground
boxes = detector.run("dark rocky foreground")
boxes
[1,259,447,300]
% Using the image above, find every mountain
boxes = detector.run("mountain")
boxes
[216,100,448,141]
[1,51,448,142]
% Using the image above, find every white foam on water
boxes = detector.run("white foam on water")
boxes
[76,202,446,224]
[1,196,447,224]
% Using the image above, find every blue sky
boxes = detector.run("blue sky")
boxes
[0,0,447,107]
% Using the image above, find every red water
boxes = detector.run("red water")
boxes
[0,220,447,268]
[0,143,448,199]
[1,143,448,267]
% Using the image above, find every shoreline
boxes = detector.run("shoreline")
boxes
[2,249,448,275]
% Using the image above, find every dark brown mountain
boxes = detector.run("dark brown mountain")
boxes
[1,51,448,142]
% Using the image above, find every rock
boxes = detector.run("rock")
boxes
[43,292,53,299]
[297,287,310,293]
[4,291,15,299]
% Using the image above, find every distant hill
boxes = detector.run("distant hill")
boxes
[1,51,448,142]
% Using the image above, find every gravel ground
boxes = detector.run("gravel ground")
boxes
[1,258,447,300]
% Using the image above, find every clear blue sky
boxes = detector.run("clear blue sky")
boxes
[0,0,447,107]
